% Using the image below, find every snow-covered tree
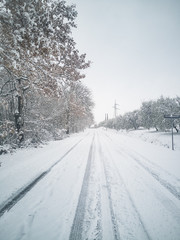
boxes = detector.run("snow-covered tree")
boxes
[61,82,94,134]
[0,0,93,149]
[100,96,180,132]
[140,96,180,132]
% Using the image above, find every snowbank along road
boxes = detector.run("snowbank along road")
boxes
[0,128,180,240]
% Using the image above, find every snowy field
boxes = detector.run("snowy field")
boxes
[118,128,180,151]
[0,128,180,240]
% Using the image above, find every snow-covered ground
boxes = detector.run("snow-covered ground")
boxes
[0,128,180,240]
[118,128,180,151]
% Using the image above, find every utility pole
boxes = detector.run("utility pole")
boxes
[105,113,108,130]
[113,100,120,118]
[105,113,108,121]
[112,100,120,129]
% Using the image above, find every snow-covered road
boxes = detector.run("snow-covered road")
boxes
[0,129,180,240]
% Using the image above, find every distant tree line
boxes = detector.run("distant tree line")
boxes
[99,96,180,132]
[0,0,94,149]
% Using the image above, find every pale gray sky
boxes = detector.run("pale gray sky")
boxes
[66,0,180,123]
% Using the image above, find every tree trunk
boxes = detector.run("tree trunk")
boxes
[155,127,159,131]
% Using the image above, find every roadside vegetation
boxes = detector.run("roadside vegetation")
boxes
[99,96,180,132]
[0,0,94,153]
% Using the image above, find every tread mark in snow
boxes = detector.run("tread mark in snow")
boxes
[97,134,121,240]
[104,133,180,201]
[0,137,85,218]
[111,156,152,240]
[99,133,152,240]
[69,135,95,240]
[128,153,180,201]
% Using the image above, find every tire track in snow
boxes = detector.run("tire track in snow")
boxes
[110,145,180,225]
[80,134,102,240]
[97,133,121,240]
[102,145,152,240]
[69,134,95,240]
[103,132,180,201]
[125,151,180,200]
[114,171,151,240]
[0,137,85,218]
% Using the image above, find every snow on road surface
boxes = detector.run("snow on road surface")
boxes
[0,128,180,240]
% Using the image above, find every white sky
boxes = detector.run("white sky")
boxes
[66,0,180,123]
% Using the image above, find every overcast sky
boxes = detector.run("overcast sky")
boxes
[66,0,180,123]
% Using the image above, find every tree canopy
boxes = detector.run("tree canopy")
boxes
[0,0,94,149]
[99,96,180,132]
